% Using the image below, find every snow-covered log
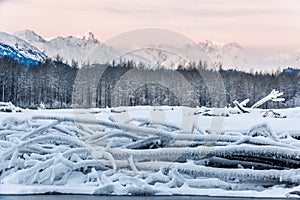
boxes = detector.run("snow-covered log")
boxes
[231,89,285,116]
[0,102,23,113]
[166,163,300,184]
[251,89,285,109]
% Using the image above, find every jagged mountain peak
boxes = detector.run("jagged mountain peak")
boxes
[199,39,243,51]
[222,42,244,51]
[199,39,220,46]
[82,31,98,43]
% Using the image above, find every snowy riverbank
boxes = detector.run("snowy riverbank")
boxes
[1,106,300,198]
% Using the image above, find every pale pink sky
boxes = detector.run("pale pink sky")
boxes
[1,0,300,56]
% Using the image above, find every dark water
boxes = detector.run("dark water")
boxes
[0,195,296,200]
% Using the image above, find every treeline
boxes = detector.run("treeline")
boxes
[0,56,77,108]
[0,56,299,109]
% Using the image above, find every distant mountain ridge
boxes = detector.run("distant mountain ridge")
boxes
[263,50,300,68]
[0,29,298,70]
[11,30,250,69]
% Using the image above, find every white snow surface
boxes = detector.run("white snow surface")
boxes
[0,106,300,197]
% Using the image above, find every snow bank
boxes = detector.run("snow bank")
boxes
[0,102,23,113]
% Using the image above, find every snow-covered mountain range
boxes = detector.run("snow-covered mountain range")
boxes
[0,30,249,68]
[199,40,249,69]
[14,30,119,66]
[0,29,299,70]
[0,32,46,65]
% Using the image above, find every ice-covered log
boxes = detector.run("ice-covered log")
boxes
[123,136,165,149]
[32,115,176,139]
[194,157,285,170]
[233,100,249,113]
[0,135,88,161]
[166,163,300,184]
[108,145,300,168]
[251,89,285,109]
[21,120,61,140]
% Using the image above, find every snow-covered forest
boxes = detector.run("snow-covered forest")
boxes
[0,56,299,109]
